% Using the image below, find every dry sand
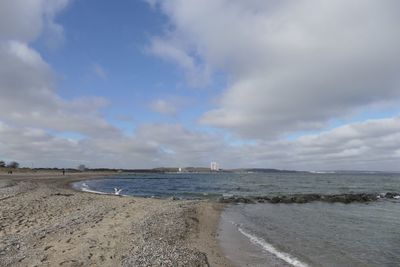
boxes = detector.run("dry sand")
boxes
[0,171,232,266]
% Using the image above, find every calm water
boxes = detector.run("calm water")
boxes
[73,172,400,267]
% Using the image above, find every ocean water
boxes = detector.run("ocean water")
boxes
[73,172,400,266]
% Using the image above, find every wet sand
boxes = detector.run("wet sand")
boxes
[0,171,231,266]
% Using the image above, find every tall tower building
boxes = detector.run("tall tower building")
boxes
[210,162,219,171]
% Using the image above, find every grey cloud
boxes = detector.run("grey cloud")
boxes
[0,0,68,43]
[0,122,83,166]
[151,0,400,138]
[238,117,400,171]
[1,117,399,170]
[0,122,226,169]
[134,124,225,165]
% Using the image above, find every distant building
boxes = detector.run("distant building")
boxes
[77,164,86,172]
[210,162,219,171]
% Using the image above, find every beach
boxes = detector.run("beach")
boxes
[0,172,231,267]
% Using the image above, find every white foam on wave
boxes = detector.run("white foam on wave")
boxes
[237,226,310,267]
[80,186,110,195]
[79,182,124,196]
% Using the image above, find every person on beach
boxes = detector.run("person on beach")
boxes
[62,169,65,175]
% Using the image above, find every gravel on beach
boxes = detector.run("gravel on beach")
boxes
[0,172,230,267]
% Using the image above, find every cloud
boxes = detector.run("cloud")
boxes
[0,0,119,138]
[88,123,225,167]
[0,41,118,137]
[150,0,400,138]
[91,63,108,80]
[0,0,68,43]
[148,37,210,87]
[244,116,400,171]
[1,0,400,171]
[149,99,178,116]
[0,122,83,166]
[1,117,399,170]
[0,122,225,168]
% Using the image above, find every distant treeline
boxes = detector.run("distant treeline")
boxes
[234,168,301,173]
[0,161,301,174]
[0,160,19,169]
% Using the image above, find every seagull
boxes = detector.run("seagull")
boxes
[114,188,122,195]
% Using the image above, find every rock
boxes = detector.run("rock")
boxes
[218,192,397,205]
[385,192,400,199]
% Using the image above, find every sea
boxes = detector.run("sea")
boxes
[72,172,400,267]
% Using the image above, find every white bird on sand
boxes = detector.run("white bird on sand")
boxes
[114,188,122,195]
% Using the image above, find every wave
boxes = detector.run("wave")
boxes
[237,226,310,267]
[80,186,110,195]
[78,183,126,196]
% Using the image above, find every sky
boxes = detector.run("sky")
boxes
[0,0,400,171]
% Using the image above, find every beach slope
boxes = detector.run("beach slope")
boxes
[0,172,230,267]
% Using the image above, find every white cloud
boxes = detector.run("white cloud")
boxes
[0,0,120,138]
[148,37,210,87]
[149,99,178,116]
[0,41,118,137]
[150,0,400,138]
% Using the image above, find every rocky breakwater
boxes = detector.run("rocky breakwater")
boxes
[218,192,400,204]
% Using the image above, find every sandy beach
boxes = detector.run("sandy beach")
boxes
[0,171,231,267]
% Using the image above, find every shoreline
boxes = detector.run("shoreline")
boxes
[0,171,231,266]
